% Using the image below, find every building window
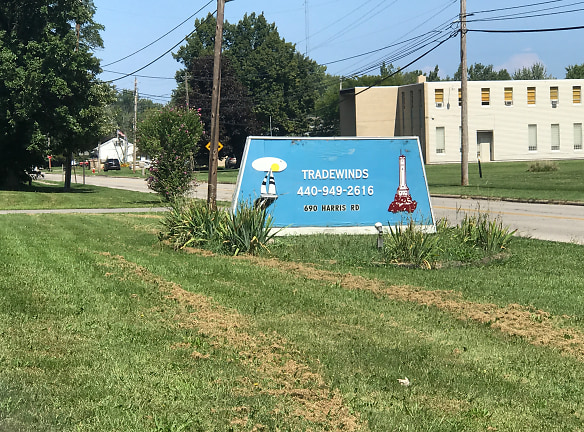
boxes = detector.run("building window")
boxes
[504,87,513,106]
[550,86,559,101]
[435,89,444,107]
[550,86,559,107]
[574,123,583,150]
[527,87,536,105]
[528,124,537,151]
[481,88,490,106]
[551,124,560,151]
[458,88,462,106]
[436,127,445,154]
[573,86,581,104]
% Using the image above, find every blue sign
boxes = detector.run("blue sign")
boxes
[232,137,434,232]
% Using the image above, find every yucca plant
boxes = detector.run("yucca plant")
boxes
[383,219,441,269]
[219,200,278,256]
[458,213,515,254]
[158,199,225,249]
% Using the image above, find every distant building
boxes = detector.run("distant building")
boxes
[340,76,584,164]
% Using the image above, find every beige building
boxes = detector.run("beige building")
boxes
[340,77,584,164]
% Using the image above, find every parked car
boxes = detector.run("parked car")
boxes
[103,158,121,171]
[225,156,237,168]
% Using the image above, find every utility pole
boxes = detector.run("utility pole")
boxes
[460,0,469,186]
[305,0,310,56]
[208,0,226,210]
[185,72,189,109]
[133,77,138,173]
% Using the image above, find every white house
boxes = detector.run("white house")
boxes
[340,77,584,164]
[96,137,135,163]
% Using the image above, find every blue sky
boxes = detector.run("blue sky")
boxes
[94,0,584,103]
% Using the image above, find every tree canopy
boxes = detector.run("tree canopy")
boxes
[0,0,113,188]
[512,62,553,80]
[172,56,259,163]
[453,63,511,81]
[565,64,584,79]
[108,89,162,142]
[174,12,327,157]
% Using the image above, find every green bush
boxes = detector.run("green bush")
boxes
[139,107,203,201]
[158,199,277,255]
[383,219,441,269]
[458,213,515,254]
[158,199,225,250]
[382,213,515,268]
[528,160,559,172]
[219,200,278,256]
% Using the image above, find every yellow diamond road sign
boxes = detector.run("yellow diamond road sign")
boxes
[206,141,223,151]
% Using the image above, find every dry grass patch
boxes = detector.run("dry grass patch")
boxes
[239,255,584,360]
[98,252,364,431]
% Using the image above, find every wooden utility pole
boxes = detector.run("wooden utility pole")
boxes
[207,0,226,210]
[133,77,138,173]
[460,0,469,186]
[185,72,189,109]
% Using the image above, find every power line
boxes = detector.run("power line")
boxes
[468,24,584,33]
[354,31,457,96]
[104,11,217,83]
[467,5,584,23]
[470,0,577,15]
[102,0,214,67]
[103,69,176,80]
[334,1,458,78]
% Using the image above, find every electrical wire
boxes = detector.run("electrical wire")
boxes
[467,5,584,23]
[470,0,577,15]
[468,25,584,33]
[344,19,457,78]
[102,0,214,67]
[333,2,458,78]
[310,0,399,52]
[354,31,457,96]
[104,11,217,83]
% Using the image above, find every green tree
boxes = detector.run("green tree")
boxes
[172,55,260,163]
[453,63,511,81]
[512,62,553,80]
[0,0,113,189]
[565,64,584,79]
[174,13,327,138]
[108,89,162,141]
[138,107,203,201]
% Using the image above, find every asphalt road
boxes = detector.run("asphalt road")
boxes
[30,173,584,244]
[42,172,235,202]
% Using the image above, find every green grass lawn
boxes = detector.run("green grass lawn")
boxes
[425,159,584,202]
[0,183,162,210]
[1,213,583,431]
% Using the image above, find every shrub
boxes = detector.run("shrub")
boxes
[138,107,203,200]
[528,160,559,172]
[383,219,441,269]
[457,213,515,254]
[219,200,278,256]
[158,199,277,256]
[382,213,515,268]
[158,199,225,250]
[147,151,197,201]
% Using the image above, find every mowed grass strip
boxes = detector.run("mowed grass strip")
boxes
[425,159,584,202]
[0,182,162,210]
[1,214,584,430]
